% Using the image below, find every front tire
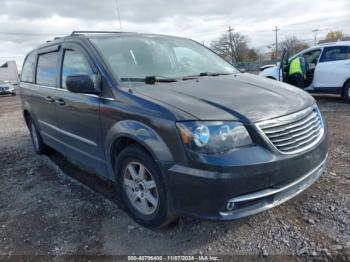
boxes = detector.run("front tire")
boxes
[115,145,176,228]
[29,118,49,155]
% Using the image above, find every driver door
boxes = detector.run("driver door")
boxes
[279,49,289,82]
[55,43,106,176]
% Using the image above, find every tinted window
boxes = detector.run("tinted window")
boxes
[320,46,350,62]
[61,50,94,89]
[36,52,59,87]
[21,52,36,83]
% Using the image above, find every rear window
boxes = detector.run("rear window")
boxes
[320,46,350,62]
[21,52,36,83]
[36,52,59,87]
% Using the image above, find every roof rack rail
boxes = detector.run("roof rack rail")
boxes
[71,31,127,36]
[318,40,350,46]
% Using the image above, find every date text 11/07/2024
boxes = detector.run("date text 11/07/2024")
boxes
[127,255,220,261]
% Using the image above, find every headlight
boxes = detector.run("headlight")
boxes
[176,121,253,154]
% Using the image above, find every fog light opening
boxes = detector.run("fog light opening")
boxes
[226,201,235,211]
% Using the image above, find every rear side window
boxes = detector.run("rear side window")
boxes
[61,50,94,89]
[36,52,59,87]
[320,46,350,62]
[21,52,36,83]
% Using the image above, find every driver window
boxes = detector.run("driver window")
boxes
[61,50,94,89]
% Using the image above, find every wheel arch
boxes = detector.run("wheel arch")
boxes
[105,120,174,180]
[266,76,277,80]
[342,78,350,96]
[23,109,31,127]
[22,100,36,128]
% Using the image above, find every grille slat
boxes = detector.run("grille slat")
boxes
[278,133,322,152]
[263,111,317,134]
[257,107,324,154]
[274,126,321,147]
[267,117,320,138]
[270,122,321,143]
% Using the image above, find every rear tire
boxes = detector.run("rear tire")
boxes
[29,118,49,155]
[115,145,177,228]
[344,82,350,103]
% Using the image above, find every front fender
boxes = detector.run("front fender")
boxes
[105,120,174,179]
[22,99,36,126]
[259,66,279,80]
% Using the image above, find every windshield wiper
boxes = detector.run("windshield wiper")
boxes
[182,72,232,80]
[120,76,178,84]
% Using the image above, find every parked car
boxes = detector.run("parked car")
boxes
[259,64,277,71]
[0,80,16,96]
[259,41,350,102]
[20,31,328,227]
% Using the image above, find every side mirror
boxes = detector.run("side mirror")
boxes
[66,74,100,94]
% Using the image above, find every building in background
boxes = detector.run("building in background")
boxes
[0,61,19,85]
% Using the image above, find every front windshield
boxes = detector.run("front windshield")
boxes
[90,35,237,79]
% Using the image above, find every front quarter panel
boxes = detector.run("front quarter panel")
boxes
[100,91,188,180]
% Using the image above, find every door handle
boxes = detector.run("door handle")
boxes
[46,96,55,103]
[56,98,66,106]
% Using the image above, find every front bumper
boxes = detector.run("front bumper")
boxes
[166,130,328,221]
[219,156,326,219]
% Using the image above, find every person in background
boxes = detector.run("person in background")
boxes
[287,56,307,89]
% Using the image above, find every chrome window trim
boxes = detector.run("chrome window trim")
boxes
[23,82,115,100]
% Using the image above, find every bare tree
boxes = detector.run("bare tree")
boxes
[279,36,309,56]
[210,32,250,64]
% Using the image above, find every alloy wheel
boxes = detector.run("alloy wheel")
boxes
[123,161,159,215]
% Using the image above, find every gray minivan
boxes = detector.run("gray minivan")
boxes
[20,31,328,227]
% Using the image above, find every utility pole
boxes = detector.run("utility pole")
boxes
[312,29,319,45]
[273,26,280,62]
[115,0,123,31]
[227,26,235,65]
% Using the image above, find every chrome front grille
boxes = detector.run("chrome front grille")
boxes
[257,106,324,154]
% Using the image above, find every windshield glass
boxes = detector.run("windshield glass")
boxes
[90,35,237,79]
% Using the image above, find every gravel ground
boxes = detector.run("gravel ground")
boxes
[0,95,349,261]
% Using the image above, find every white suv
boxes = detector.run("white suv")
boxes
[259,41,350,102]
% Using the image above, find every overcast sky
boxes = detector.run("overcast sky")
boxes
[0,0,349,69]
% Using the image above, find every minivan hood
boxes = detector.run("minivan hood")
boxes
[133,73,315,123]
